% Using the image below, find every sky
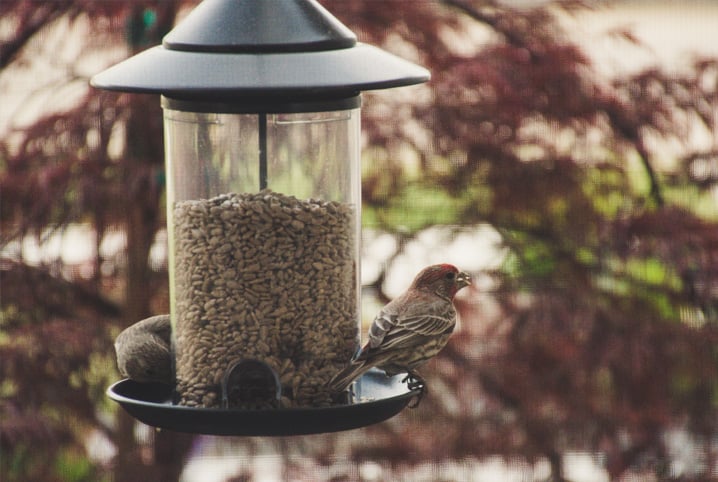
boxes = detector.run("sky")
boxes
[571,0,718,76]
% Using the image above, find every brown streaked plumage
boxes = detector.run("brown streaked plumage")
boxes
[327,264,471,393]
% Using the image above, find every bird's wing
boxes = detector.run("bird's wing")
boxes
[369,291,449,337]
[366,310,398,349]
[400,308,456,336]
[377,312,455,352]
[357,300,456,358]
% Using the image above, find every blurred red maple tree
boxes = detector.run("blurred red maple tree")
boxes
[2,1,718,480]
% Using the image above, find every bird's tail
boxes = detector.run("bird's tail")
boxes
[326,360,372,393]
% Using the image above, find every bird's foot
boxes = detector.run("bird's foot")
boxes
[402,372,426,408]
[402,372,425,390]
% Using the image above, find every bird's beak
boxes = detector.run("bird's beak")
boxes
[457,271,471,289]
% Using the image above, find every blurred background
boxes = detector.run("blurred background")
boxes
[2,0,718,480]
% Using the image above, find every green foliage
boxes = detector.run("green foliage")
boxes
[54,449,99,482]
[363,180,464,231]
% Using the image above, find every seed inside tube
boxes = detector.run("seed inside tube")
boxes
[173,190,358,408]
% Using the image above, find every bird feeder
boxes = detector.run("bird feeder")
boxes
[93,0,429,435]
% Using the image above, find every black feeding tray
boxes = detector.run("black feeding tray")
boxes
[107,368,421,436]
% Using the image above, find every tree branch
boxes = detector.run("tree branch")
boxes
[0,2,73,69]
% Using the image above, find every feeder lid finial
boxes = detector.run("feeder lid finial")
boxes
[163,0,357,53]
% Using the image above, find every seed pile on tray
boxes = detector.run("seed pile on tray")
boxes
[172,190,358,408]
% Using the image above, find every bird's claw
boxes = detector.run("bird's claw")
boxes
[402,372,426,408]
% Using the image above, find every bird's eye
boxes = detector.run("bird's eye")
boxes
[445,272,455,280]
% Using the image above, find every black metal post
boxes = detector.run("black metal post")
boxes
[259,113,268,190]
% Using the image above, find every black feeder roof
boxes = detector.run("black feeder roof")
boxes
[90,0,430,101]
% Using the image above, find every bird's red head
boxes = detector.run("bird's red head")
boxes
[410,264,471,299]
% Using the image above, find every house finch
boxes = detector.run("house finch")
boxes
[328,264,471,393]
[114,314,173,384]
